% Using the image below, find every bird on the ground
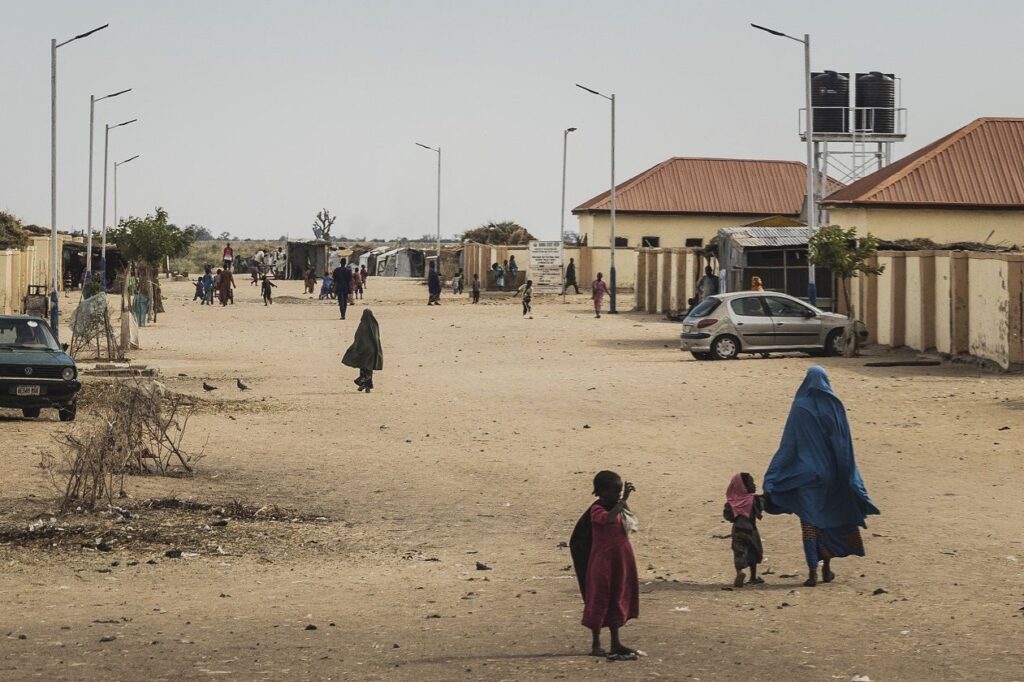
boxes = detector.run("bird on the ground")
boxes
[202,382,218,392]
[237,379,250,391]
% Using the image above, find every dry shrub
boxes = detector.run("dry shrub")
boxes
[40,379,206,513]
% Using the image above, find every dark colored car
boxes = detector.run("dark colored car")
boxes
[0,315,80,420]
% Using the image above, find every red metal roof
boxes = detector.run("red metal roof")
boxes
[824,118,1024,208]
[573,157,837,216]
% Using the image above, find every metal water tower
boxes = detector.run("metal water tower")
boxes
[803,70,906,221]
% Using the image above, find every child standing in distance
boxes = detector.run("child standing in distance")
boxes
[320,271,333,300]
[592,272,609,318]
[723,472,765,588]
[353,269,364,299]
[260,275,276,306]
[569,471,640,660]
[471,273,481,304]
[512,279,533,317]
[192,277,205,302]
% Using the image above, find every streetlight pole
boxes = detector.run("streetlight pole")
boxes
[50,23,108,341]
[415,142,442,272]
[576,83,617,313]
[561,127,577,303]
[751,23,818,305]
[102,118,137,282]
[87,88,131,276]
[114,155,139,235]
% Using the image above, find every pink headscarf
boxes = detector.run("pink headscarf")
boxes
[726,473,755,519]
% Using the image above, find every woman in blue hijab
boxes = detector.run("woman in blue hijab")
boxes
[764,366,879,587]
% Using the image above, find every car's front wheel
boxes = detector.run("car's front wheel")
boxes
[22,407,41,419]
[825,328,844,357]
[58,402,77,422]
[710,335,740,360]
[690,351,712,361]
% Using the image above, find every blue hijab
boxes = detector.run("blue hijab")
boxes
[763,366,879,529]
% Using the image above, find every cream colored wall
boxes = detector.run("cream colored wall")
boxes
[579,213,769,249]
[830,207,1024,244]
[933,257,952,354]
[967,258,1010,366]
[586,247,637,288]
[904,256,923,349]
[875,255,894,345]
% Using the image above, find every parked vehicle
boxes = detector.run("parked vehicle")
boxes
[679,292,865,361]
[0,315,80,420]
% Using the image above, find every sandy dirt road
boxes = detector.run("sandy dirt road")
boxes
[1,277,1022,681]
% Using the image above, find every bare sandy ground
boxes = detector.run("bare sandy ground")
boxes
[1,277,1022,681]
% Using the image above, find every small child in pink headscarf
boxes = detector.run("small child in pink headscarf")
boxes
[723,472,765,588]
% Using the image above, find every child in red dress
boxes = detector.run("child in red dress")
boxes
[570,470,640,659]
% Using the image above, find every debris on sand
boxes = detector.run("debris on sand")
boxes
[475,561,492,571]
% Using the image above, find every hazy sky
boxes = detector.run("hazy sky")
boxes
[3,1,1023,241]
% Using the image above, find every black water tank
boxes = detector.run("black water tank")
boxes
[811,71,849,134]
[855,72,895,133]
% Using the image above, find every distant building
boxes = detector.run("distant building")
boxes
[573,157,838,249]
[823,118,1024,246]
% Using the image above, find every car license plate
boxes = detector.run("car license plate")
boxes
[16,385,41,396]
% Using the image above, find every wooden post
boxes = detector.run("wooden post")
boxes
[949,252,970,355]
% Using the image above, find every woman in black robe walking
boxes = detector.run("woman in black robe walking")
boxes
[343,309,384,392]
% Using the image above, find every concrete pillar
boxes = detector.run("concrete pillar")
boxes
[1007,254,1024,367]
[864,255,879,343]
[676,250,690,314]
[919,252,937,351]
[949,252,970,355]
[645,251,657,313]
[889,253,906,347]
[635,249,647,310]
[660,250,672,314]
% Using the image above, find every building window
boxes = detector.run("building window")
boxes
[641,236,660,247]
[614,237,629,247]
[685,238,704,247]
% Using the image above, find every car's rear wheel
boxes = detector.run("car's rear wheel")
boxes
[58,402,77,422]
[710,335,740,360]
[825,328,844,357]
[22,407,41,419]
[690,351,712,361]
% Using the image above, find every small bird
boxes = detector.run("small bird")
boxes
[202,381,218,392]
[236,379,250,391]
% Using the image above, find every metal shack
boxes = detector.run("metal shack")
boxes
[284,240,331,279]
[717,225,833,307]
[375,247,425,277]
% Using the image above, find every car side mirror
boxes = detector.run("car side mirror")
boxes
[802,310,816,318]
[61,343,69,351]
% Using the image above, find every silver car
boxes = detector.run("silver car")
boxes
[679,292,861,360]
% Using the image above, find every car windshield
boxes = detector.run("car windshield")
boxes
[0,319,60,351]
[688,297,721,318]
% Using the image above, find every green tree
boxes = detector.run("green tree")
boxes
[808,225,885,356]
[460,220,534,245]
[189,225,215,241]
[0,211,29,250]
[109,207,197,268]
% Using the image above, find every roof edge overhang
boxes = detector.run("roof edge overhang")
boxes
[572,209,801,217]
[823,201,1024,211]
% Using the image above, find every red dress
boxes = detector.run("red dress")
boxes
[581,503,639,630]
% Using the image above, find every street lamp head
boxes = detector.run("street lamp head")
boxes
[110,118,138,130]
[101,87,132,100]
[73,24,109,41]
[575,83,601,96]
[566,127,578,133]
[750,22,786,37]
[117,155,140,166]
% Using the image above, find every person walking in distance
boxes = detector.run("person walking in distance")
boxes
[513,279,533,317]
[592,272,610,318]
[342,309,384,393]
[333,258,353,320]
[563,257,581,294]
[260,274,276,305]
[222,242,234,271]
[696,265,720,303]
[427,262,442,306]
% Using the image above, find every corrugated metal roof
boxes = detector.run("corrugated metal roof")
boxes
[573,157,842,216]
[824,118,1024,208]
[718,226,814,248]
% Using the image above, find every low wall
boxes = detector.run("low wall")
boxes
[861,250,1023,370]
[0,234,80,315]
[633,247,705,316]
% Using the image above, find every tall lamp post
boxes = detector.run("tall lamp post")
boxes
[51,23,108,340]
[575,83,617,313]
[560,126,577,303]
[87,88,131,276]
[113,155,139,234]
[101,118,138,281]
[751,22,817,305]
[415,142,442,272]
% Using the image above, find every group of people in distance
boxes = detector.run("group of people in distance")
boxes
[571,365,879,660]
[193,263,237,306]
